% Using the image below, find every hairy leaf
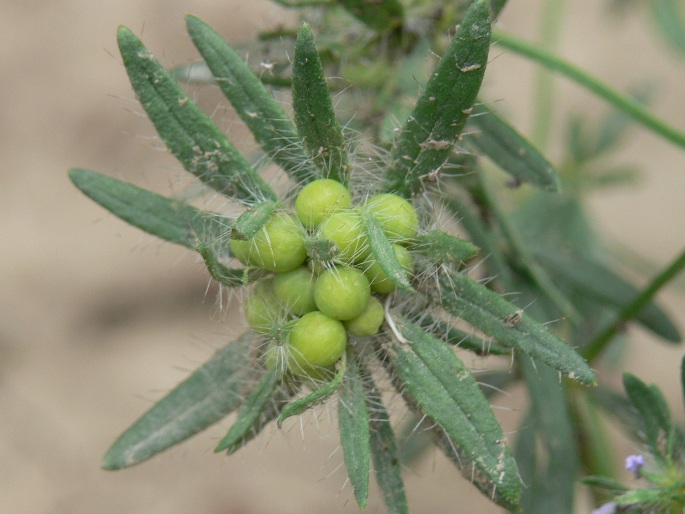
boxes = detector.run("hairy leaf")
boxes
[103,332,257,469]
[117,26,276,202]
[437,268,596,384]
[390,319,521,509]
[335,0,403,32]
[338,355,370,508]
[197,244,267,287]
[362,210,413,291]
[468,103,561,191]
[411,230,479,264]
[384,0,491,197]
[186,16,316,184]
[292,23,348,183]
[69,168,228,248]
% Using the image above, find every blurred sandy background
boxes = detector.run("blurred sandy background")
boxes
[2,1,684,513]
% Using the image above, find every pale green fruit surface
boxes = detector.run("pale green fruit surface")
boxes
[365,193,419,241]
[287,311,347,374]
[245,280,282,335]
[344,296,385,336]
[314,266,371,320]
[363,243,414,294]
[318,210,371,264]
[273,267,318,316]
[295,178,352,229]
[230,212,306,272]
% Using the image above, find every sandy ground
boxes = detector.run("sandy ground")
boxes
[2,1,685,513]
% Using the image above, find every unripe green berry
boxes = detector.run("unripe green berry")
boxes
[287,311,347,376]
[295,179,352,229]
[230,212,307,272]
[314,266,370,320]
[318,210,371,264]
[273,267,318,316]
[245,280,284,335]
[365,193,419,242]
[344,296,385,336]
[363,243,414,294]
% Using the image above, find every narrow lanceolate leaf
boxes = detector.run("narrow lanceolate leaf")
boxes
[185,16,316,184]
[411,230,479,264]
[103,332,257,470]
[623,372,676,461]
[417,316,511,355]
[292,23,349,184]
[117,27,276,203]
[69,168,229,248]
[384,0,491,197]
[214,367,280,453]
[362,211,414,291]
[337,356,370,509]
[438,268,596,385]
[277,352,346,428]
[537,251,681,343]
[363,372,408,514]
[230,201,279,240]
[335,0,403,32]
[467,103,561,192]
[198,244,267,287]
[652,0,685,56]
[389,319,521,510]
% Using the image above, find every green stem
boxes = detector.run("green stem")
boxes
[494,30,685,151]
[583,247,685,362]
[531,0,566,151]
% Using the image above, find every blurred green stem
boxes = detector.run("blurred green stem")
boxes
[583,247,685,362]
[495,30,685,151]
[532,0,566,151]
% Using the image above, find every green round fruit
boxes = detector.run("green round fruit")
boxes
[245,280,284,335]
[344,296,385,336]
[318,210,371,264]
[287,311,347,375]
[314,266,370,320]
[365,193,419,242]
[295,179,352,229]
[230,212,307,272]
[362,243,414,294]
[273,267,318,316]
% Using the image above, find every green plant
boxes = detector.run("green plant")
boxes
[69,0,685,512]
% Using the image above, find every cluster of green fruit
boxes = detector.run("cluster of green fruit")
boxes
[229,179,418,379]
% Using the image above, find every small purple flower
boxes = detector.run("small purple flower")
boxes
[592,501,617,514]
[625,454,645,477]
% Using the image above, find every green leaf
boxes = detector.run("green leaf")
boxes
[117,26,276,203]
[277,352,346,427]
[389,318,521,509]
[384,0,491,197]
[623,372,675,461]
[69,168,229,248]
[517,359,578,514]
[197,243,267,287]
[335,0,403,32]
[652,0,685,56]
[364,372,408,514]
[581,476,629,493]
[230,201,279,241]
[467,103,561,191]
[411,230,479,264]
[416,316,511,356]
[536,251,681,343]
[437,268,596,384]
[214,366,280,453]
[103,332,257,469]
[292,23,348,184]
[337,355,370,509]
[362,210,414,291]
[185,16,316,184]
